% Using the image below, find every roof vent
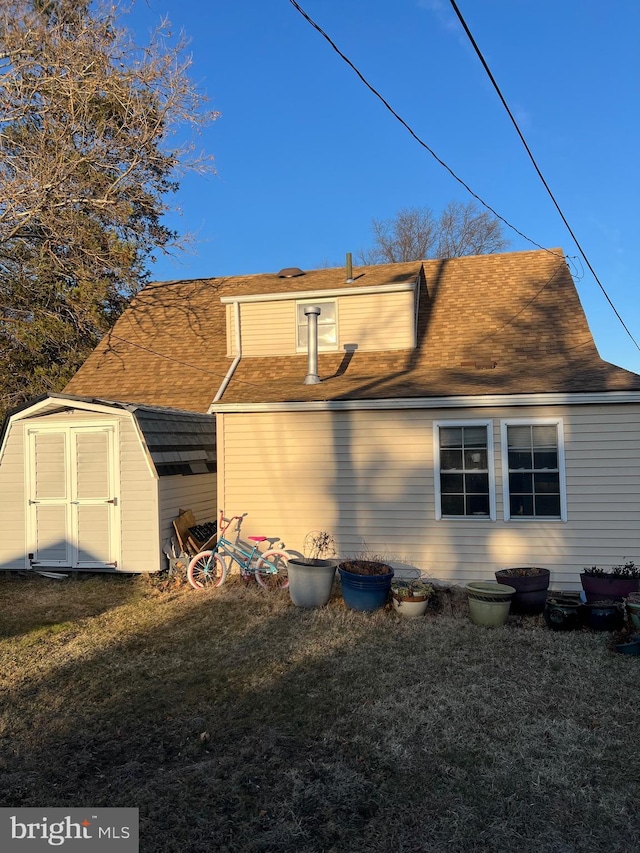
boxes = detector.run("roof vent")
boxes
[277,267,305,278]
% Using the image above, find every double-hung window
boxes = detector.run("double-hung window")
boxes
[434,421,495,519]
[296,300,337,351]
[501,420,566,520]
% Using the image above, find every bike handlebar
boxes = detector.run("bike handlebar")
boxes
[219,509,244,535]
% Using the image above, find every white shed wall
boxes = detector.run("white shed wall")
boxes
[218,404,640,590]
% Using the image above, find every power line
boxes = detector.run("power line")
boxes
[287,0,552,254]
[447,0,640,352]
[288,0,639,353]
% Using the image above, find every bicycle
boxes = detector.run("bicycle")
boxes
[187,510,291,591]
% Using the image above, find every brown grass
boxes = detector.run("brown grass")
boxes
[1,572,639,852]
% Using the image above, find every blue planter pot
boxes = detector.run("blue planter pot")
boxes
[338,563,394,612]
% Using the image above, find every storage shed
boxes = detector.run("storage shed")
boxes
[0,394,217,573]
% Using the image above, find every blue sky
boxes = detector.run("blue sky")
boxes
[125,0,640,374]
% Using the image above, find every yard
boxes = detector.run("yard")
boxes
[0,572,638,852]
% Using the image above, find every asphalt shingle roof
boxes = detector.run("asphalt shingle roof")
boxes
[64,249,640,411]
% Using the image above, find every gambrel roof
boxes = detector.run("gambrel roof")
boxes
[64,248,640,410]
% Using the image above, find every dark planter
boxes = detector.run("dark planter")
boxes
[544,596,582,631]
[580,573,639,603]
[626,598,640,632]
[287,558,337,608]
[495,567,550,615]
[580,600,624,632]
[338,562,393,612]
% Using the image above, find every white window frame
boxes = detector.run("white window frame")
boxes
[500,418,567,522]
[295,298,338,352]
[433,420,496,521]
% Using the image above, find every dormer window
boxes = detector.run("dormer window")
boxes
[296,300,337,351]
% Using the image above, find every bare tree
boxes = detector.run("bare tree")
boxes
[359,201,509,264]
[0,0,218,416]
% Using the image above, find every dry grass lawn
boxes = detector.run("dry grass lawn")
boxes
[0,572,639,852]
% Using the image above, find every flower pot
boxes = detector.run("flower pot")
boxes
[625,599,640,632]
[495,567,550,615]
[466,581,515,627]
[581,600,624,632]
[287,558,337,608]
[338,562,393,612]
[391,594,430,618]
[580,573,640,603]
[543,596,581,631]
[614,636,640,656]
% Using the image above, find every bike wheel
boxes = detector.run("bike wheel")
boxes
[255,549,290,591]
[187,551,227,590]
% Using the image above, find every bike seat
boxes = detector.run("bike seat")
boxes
[248,535,267,543]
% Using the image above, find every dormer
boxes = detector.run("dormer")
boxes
[221,267,421,358]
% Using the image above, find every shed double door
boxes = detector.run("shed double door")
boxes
[27,425,120,569]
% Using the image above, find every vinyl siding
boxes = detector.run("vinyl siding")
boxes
[158,472,217,554]
[0,424,26,568]
[227,289,416,357]
[218,404,640,590]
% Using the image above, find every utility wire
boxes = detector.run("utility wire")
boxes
[448,0,640,351]
[287,0,552,254]
[288,0,639,353]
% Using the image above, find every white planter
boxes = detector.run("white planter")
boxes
[391,595,429,618]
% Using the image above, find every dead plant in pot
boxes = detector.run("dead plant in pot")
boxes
[287,531,338,608]
[580,561,640,602]
[390,578,434,618]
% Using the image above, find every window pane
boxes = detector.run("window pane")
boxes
[464,448,487,469]
[462,426,487,447]
[508,450,532,469]
[510,494,533,516]
[442,494,465,515]
[507,425,531,448]
[440,449,463,470]
[533,450,557,469]
[318,326,337,345]
[509,472,533,493]
[533,425,557,447]
[467,494,490,515]
[466,473,489,493]
[441,473,463,494]
[535,494,561,516]
[440,427,462,448]
[534,472,560,494]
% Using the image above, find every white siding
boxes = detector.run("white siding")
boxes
[219,404,640,590]
[0,424,27,568]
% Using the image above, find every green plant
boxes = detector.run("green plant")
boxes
[302,531,337,562]
[391,578,434,600]
[583,561,639,578]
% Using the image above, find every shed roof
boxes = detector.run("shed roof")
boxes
[4,394,216,476]
[63,249,640,410]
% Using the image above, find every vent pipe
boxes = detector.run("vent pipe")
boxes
[346,252,353,283]
[303,305,321,385]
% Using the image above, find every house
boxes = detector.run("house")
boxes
[2,248,640,587]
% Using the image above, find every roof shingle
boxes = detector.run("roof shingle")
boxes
[64,249,640,410]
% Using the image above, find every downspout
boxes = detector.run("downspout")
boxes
[213,300,242,402]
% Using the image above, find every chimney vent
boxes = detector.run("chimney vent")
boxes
[346,252,353,283]
[303,305,321,385]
